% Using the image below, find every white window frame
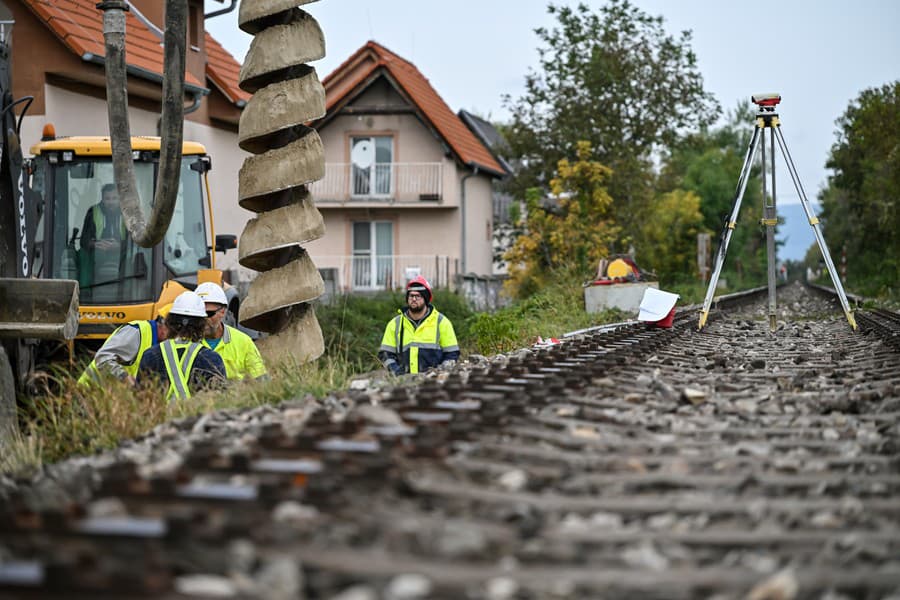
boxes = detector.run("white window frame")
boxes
[351,220,393,289]
[350,136,394,198]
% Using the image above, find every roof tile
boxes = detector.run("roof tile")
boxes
[22,0,205,88]
[323,41,504,176]
[204,33,250,105]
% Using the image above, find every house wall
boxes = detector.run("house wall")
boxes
[7,0,89,115]
[22,85,256,283]
[306,208,463,291]
[462,173,494,276]
[128,0,207,89]
[313,79,498,282]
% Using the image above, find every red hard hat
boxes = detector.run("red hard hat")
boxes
[406,275,432,303]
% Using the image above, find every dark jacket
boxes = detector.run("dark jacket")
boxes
[137,340,226,394]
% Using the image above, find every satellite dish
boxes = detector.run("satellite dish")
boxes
[351,140,374,168]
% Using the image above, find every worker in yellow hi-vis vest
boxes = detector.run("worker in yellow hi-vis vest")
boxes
[195,282,267,381]
[379,276,459,375]
[78,304,172,387]
[137,292,226,400]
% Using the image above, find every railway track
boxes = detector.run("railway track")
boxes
[1,282,898,599]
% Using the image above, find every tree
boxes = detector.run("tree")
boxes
[505,141,620,297]
[819,81,900,295]
[640,189,705,282]
[503,0,719,240]
[656,103,769,287]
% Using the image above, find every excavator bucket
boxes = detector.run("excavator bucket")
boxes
[0,278,79,340]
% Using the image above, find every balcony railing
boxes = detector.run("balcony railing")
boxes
[310,162,443,203]
[315,254,457,292]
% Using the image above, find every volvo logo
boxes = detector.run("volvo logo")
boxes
[80,311,127,320]
[17,170,28,276]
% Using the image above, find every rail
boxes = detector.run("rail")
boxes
[3,283,900,597]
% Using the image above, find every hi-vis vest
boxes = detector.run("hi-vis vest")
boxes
[380,308,458,374]
[91,205,126,240]
[78,320,153,385]
[207,325,266,380]
[160,340,204,401]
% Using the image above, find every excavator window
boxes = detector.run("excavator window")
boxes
[45,159,155,304]
[162,157,209,276]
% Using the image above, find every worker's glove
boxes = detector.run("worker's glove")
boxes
[438,359,457,371]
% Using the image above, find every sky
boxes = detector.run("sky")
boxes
[204,0,900,259]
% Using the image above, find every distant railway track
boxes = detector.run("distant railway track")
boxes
[1,282,898,599]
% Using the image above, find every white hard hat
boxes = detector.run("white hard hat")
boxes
[195,281,228,305]
[169,291,207,317]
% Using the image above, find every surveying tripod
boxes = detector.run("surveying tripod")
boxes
[697,94,857,332]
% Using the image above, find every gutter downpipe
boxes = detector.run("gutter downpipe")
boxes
[459,161,479,276]
[81,52,208,130]
[205,0,237,19]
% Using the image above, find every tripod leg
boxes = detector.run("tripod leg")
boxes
[762,127,778,332]
[699,126,762,329]
[773,127,857,330]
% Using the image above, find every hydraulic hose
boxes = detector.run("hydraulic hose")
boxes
[97,0,186,248]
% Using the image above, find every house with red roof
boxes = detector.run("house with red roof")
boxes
[3,0,252,282]
[307,41,508,291]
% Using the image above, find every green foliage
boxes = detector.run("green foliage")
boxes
[315,290,475,370]
[7,352,364,471]
[18,371,170,465]
[467,274,626,354]
[504,142,620,297]
[664,280,710,305]
[640,189,706,282]
[657,102,768,288]
[819,81,900,296]
[503,0,718,240]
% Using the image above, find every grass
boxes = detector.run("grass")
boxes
[0,427,42,475]
[2,281,631,474]
[466,280,627,354]
[3,353,361,474]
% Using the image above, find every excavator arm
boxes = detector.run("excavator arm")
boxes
[97,0,185,248]
[0,20,78,439]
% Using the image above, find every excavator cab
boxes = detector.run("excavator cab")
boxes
[28,131,235,341]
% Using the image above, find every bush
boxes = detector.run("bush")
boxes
[466,273,626,354]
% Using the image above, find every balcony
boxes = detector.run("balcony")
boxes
[310,162,443,204]
[315,254,457,292]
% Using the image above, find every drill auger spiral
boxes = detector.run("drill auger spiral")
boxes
[236,0,328,364]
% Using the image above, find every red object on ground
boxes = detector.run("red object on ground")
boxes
[649,306,676,329]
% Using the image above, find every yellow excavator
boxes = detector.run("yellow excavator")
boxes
[29,131,239,341]
[0,2,237,435]
[1,0,329,438]
[0,129,238,426]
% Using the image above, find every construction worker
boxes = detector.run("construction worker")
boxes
[137,291,226,400]
[379,276,459,375]
[195,282,267,381]
[77,304,172,387]
[79,183,126,289]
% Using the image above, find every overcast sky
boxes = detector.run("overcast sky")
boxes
[204,0,899,258]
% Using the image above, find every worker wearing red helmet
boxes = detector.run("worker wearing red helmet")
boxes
[379,276,459,375]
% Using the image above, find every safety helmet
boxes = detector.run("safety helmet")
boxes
[195,281,228,306]
[157,303,174,318]
[606,258,634,279]
[406,275,432,304]
[169,291,207,317]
